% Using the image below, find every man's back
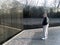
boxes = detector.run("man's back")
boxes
[42,17,49,25]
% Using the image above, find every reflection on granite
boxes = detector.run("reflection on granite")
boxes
[0,25,22,44]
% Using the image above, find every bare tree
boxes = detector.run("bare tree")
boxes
[53,0,57,8]
[44,0,47,7]
[43,0,47,12]
[57,0,60,8]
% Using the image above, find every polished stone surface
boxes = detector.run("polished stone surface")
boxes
[3,26,60,45]
[0,25,21,44]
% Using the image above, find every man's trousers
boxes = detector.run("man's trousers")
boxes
[42,24,49,38]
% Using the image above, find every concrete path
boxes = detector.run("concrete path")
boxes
[3,26,60,45]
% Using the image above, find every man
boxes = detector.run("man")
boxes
[41,12,49,40]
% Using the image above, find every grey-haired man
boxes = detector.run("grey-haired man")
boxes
[41,12,49,40]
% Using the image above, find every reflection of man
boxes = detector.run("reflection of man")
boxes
[41,12,49,40]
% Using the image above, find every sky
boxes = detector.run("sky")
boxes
[0,0,59,8]
[17,0,59,7]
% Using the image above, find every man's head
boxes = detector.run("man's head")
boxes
[43,11,47,17]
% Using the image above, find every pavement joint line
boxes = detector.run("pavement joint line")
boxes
[0,25,21,31]
[49,26,60,29]
[24,26,60,30]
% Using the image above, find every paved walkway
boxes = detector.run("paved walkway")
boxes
[3,26,60,45]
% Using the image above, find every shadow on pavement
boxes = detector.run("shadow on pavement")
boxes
[27,32,48,45]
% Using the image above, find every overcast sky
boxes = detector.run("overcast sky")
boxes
[0,0,59,8]
[17,0,59,7]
